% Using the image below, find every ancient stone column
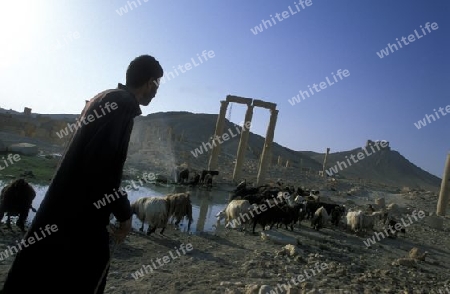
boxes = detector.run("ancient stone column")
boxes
[196,193,209,232]
[168,127,173,141]
[277,155,282,166]
[267,150,273,168]
[232,105,253,182]
[322,148,330,177]
[208,101,229,171]
[437,153,450,216]
[180,130,184,142]
[256,109,278,186]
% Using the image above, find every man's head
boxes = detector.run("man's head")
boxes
[126,55,163,106]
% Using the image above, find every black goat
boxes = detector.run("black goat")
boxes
[0,179,37,232]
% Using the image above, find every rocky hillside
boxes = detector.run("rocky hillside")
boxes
[126,112,440,191]
[304,148,441,191]
[0,108,442,191]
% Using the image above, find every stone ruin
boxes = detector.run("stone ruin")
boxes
[207,95,278,185]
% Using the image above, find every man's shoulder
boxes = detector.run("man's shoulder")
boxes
[90,88,138,112]
[93,88,133,103]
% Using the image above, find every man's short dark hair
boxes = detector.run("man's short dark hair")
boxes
[126,55,163,89]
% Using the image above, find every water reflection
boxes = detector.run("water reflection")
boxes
[0,180,231,233]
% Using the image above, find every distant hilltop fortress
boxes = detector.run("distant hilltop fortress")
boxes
[366,139,390,150]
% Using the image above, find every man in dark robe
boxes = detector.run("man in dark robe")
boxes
[1,55,163,293]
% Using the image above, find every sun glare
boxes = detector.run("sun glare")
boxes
[0,1,40,68]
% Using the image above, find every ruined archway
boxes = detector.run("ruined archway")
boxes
[208,95,278,185]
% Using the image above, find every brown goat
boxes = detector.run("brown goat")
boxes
[164,192,193,232]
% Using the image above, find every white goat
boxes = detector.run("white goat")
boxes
[346,210,384,233]
[311,206,329,230]
[131,196,169,235]
[218,200,252,230]
[360,211,385,232]
[346,210,363,232]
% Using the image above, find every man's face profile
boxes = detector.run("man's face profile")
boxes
[141,78,159,106]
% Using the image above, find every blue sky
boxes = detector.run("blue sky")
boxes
[0,0,448,178]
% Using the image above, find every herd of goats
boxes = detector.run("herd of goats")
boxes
[215,180,404,238]
[0,178,194,236]
[0,178,404,240]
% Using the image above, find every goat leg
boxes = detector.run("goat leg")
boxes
[147,226,156,236]
[6,215,12,230]
[139,216,145,232]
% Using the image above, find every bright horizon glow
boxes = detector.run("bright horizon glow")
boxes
[0,2,41,68]
[0,0,448,179]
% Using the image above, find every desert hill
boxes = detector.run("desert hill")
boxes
[0,108,442,191]
[304,147,441,191]
[127,112,440,191]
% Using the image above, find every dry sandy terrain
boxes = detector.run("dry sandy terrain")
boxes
[0,187,449,294]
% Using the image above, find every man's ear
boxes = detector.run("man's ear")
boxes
[149,77,159,88]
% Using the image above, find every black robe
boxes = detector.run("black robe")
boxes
[1,83,141,293]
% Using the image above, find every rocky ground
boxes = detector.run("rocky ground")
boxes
[0,132,447,293]
[0,103,448,294]
[0,184,449,294]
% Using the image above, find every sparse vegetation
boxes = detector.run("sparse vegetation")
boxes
[0,153,59,185]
